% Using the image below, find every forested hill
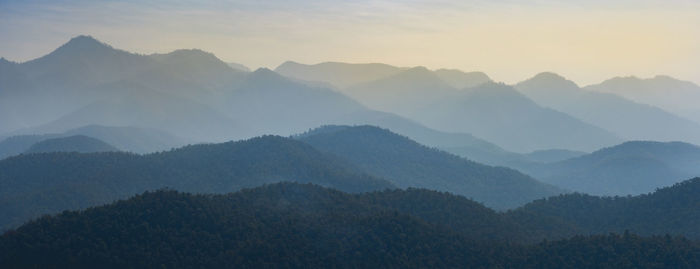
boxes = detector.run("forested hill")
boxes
[2,183,698,268]
[510,177,700,239]
[0,135,393,231]
[298,125,563,209]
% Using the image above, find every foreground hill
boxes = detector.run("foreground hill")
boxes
[1,183,698,268]
[297,125,563,209]
[511,177,700,239]
[0,136,393,231]
[23,135,118,154]
[520,141,700,196]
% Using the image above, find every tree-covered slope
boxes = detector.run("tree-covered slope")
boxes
[297,125,564,209]
[0,136,393,231]
[510,177,700,239]
[2,183,698,268]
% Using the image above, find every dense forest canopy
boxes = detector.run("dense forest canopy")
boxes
[2,183,699,268]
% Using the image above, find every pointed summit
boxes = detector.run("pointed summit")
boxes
[516,72,580,96]
[522,72,579,88]
[26,35,125,65]
[55,35,113,54]
[240,68,298,90]
[249,67,284,80]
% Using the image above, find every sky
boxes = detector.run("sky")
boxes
[1,0,699,86]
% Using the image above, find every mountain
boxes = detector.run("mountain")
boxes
[524,149,587,163]
[586,75,700,124]
[274,61,403,88]
[519,141,700,196]
[23,135,118,154]
[275,62,616,153]
[220,68,369,136]
[344,66,456,116]
[516,72,700,145]
[297,125,564,209]
[26,83,245,142]
[0,135,393,230]
[19,35,154,90]
[227,61,250,72]
[1,36,522,157]
[416,82,621,152]
[0,134,62,159]
[0,125,187,159]
[0,36,247,138]
[137,49,246,103]
[63,125,188,153]
[434,69,491,88]
[511,177,700,239]
[2,183,699,268]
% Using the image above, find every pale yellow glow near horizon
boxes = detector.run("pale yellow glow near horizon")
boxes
[2,1,699,86]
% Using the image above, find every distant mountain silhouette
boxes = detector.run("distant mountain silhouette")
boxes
[434,69,491,88]
[417,82,621,152]
[221,68,368,136]
[586,75,700,124]
[523,149,587,163]
[0,36,245,137]
[344,66,456,116]
[0,134,62,159]
[297,125,563,209]
[275,61,403,88]
[519,141,700,196]
[0,125,187,159]
[516,72,700,145]
[226,62,250,72]
[63,125,188,153]
[24,135,118,154]
[139,49,245,104]
[0,135,393,230]
[29,83,244,142]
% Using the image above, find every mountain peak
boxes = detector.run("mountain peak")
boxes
[518,72,579,90]
[388,66,441,82]
[277,60,302,68]
[532,71,565,80]
[245,68,290,84]
[251,67,278,76]
[150,49,229,68]
[61,35,112,51]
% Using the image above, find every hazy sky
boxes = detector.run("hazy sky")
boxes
[1,0,699,85]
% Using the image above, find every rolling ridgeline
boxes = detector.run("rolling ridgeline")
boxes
[3,182,700,268]
[3,35,700,267]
